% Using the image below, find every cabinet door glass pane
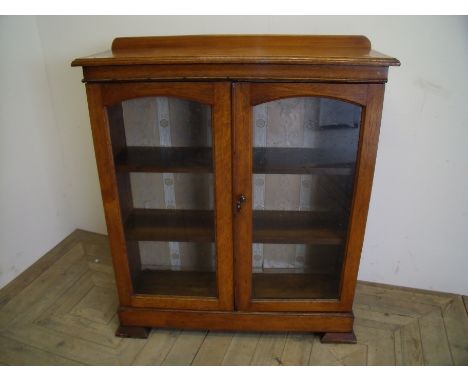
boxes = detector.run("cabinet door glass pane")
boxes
[108,97,216,297]
[251,97,361,300]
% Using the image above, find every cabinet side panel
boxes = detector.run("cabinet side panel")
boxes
[107,103,141,283]
[340,84,385,307]
[85,84,134,305]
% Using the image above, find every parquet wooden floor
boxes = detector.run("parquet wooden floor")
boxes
[0,230,467,365]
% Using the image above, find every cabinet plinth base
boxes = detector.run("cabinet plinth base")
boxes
[117,306,354,334]
[320,331,357,344]
[115,325,151,339]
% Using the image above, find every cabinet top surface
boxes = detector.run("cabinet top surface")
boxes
[71,35,400,67]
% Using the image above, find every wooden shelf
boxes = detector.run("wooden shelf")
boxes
[135,270,217,297]
[124,209,346,245]
[254,210,346,245]
[134,270,339,300]
[124,209,214,242]
[114,146,355,175]
[115,147,213,173]
[252,272,340,299]
[253,148,355,175]
[319,123,358,130]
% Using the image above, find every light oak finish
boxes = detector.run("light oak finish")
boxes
[114,146,356,175]
[122,209,346,244]
[232,82,382,314]
[81,63,391,83]
[0,230,466,365]
[72,36,399,83]
[72,35,399,66]
[87,81,234,313]
[72,35,400,340]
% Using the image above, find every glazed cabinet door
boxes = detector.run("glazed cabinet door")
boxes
[233,82,384,312]
[86,82,233,311]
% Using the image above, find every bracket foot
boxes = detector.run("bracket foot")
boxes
[116,325,150,339]
[320,331,357,344]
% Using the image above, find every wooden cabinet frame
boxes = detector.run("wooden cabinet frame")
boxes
[233,82,384,313]
[73,35,399,343]
[86,82,234,311]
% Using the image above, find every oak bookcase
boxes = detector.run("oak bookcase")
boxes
[72,35,399,343]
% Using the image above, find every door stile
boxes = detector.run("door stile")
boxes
[338,84,385,308]
[212,82,235,310]
[232,83,254,311]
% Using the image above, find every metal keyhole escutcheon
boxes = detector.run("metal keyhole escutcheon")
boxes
[236,194,247,212]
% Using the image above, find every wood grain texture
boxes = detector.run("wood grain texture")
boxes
[253,147,356,175]
[118,307,354,333]
[123,209,215,242]
[253,210,346,245]
[132,329,181,365]
[134,270,217,297]
[0,242,87,330]
[72,36,401,344]
[280,333,314,365]
[250,332,287,365]
[106,103,140,282]
[232,82,254,311]
[338,84,385,311]
[221,333,260,365]
[88,82,234,313]
[323,339,368,365]
[71,35,399,67]
[397,319,424,365]
[252,273,340,300]
[115,147,213,173]
[321,331,357,344]
[191,331,234,365]
[308,336,341,365]
[418,309,453,365]
[211,82,235,312]
[249,83,368,106]
[114,146,355,175]
[0,230,466,365]
[0,231,81,310]
[111,35,373,53]
[233,82,373,314]
[356,281,455,309]
[123,208,346,244]
[443,296,468,365]
[160,330,207,365]
[101,82,215,106]
[74,35,398,83]
[354,325,396,365]
[128,290,221,312]
[85,84,134,306]
[81,63,390,83]
[115,325,150,339]
[0,335,84,366]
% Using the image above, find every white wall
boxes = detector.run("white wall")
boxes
[0,16,74,288]
[2,16,467,295]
